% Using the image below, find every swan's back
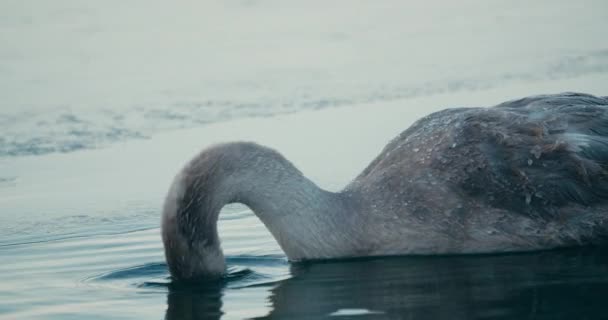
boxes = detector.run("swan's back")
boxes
[349,93,608,249]
[450,93,608,215]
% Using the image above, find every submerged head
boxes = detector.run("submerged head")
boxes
[161,143,257,281]
[162,170,227,281]
[161,142,296,281]
[161,142,332,281]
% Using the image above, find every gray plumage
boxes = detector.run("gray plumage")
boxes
[162,92,608,281]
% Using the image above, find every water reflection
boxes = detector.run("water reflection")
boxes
[165,248,608,319]
[166,282,224,320]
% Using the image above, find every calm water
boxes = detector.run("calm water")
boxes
[2,0,608,319]
[1,222,607,319]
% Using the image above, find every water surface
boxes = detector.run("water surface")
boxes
[2,224,607,319]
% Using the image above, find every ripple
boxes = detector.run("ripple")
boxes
[93,262,167,281]
[84,254,289,291]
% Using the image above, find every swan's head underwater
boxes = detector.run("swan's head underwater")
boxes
[162,141,366,281]
[162,93,608,282]
[162,169,227,280]
[161,142,326,281]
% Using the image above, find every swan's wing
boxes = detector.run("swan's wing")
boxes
[444,93,608,216]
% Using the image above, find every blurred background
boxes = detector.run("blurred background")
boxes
[1,0,607,157]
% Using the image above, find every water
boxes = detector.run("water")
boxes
[1,0,608,319]
[2,230,607,319]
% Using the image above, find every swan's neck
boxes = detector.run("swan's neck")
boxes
[161,142,358,281]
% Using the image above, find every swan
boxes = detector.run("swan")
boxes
[162,92,608,281]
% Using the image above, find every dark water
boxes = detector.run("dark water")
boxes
[167,249,608,320]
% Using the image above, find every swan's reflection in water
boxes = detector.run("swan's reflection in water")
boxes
[165,248,608,320]
[166,282,224,320]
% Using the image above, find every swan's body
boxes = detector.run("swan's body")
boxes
[162,93,608,281]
